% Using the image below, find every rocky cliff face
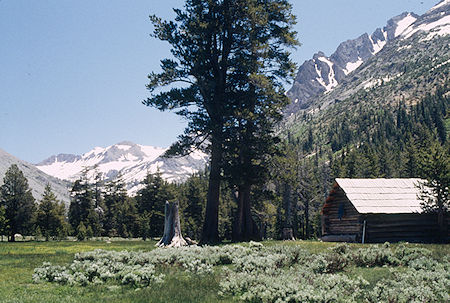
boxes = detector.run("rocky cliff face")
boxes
[285,12,419,114]
[282,0,450,137]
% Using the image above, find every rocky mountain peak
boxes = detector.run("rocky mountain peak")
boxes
[285,10,419,115]
[37,153,82,166]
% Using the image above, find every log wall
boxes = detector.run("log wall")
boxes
[322,184,362,242]
[321,182,449,243]
[363,213,449,243]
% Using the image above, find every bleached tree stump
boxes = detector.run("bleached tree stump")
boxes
[156,201,195,247]
[282,228,295,241]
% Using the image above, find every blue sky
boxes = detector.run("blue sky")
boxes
[0,0,439,163]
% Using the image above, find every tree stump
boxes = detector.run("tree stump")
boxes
[282,228,295,240]
[156,201,194,247]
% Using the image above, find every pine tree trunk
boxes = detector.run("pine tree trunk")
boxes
[232,184,260,242]
[437,204,445,243]
[200,137,222,244]
[305,199,310,239]
[156,201,191,247]
[281,183,295,240]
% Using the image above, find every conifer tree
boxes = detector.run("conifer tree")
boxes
[0,204,7,242]
[76,221,87,241]
[418,142,450,242]
[103,176,130,237]
[136,172,175,238]
[36,184,67,241]
[115,197,137,238]
[0,164,36,242]
[145,0,298,243]
[68,168,102,236]
[180,174,206,240]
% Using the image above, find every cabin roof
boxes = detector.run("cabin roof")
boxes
[335,178,426,214]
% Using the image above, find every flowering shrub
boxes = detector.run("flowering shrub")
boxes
[393,243,433,266]
[367,267,450,302]
[350,242,399,267]
[219,267,369,302]
[33,241,449,302]
[33,253,165,287]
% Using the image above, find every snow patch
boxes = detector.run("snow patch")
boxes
[314,63,328,89]
[362,73,402,89]
[139,145,167,162]
[430,0,450,12]
[432,58,450,71]
[394,14,417,37]
[402,15,450,39]
[371,37,387,54]
[317,57,338,92]
[397,44,412,51]
[344,58,363,75]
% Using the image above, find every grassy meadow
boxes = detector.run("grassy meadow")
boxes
[0,240,448,303]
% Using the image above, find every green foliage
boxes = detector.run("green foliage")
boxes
[178,173,207,240]
[103,176,137,238]
[85,225,93,240]
[68,169,100,236]
[36,184,68,241]
[0,204,7,238]
[76,222,87,241]
[34,241,449,302]
[367,266,450,303]
[271,145,324,240]
[136,172,175,238]
[0,164,36,241]
[418,142,449,211]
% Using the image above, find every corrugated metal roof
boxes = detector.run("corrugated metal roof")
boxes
[335,178,426,214]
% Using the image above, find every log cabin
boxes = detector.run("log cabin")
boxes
[321,178,449,243]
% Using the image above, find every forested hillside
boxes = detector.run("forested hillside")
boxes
[267,89,449,239]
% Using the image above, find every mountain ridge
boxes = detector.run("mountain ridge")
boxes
[285,0,449,119]
[36,141,208,196]
[0,148,71,205]
[285,11,422,114]
[281,0,450,149]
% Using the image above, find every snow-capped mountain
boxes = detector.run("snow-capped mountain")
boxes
[36,141,208,195]
[285,11,419,114]
[282,0,449,131]
[286,0,450,115]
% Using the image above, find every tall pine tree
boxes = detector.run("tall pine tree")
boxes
[36,184,67,241]
[145,0,298,243]
[0,164,36,242]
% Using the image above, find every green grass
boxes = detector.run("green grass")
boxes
[0,240,448,302]
[0,240,233,303]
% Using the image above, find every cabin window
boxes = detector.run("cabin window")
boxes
[338,203,345,220]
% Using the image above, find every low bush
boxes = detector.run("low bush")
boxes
[33,242,449,302]
[367,267,450,302]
